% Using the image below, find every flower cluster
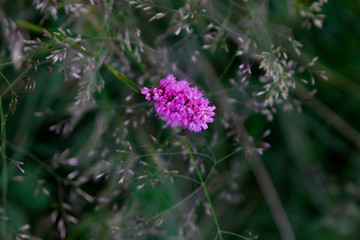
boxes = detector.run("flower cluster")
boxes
[141,75,216,132]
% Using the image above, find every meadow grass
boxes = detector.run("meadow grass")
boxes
[1,0,360,239]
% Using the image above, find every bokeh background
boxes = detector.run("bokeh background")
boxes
[1,0,360,239]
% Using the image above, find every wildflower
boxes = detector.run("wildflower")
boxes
[141,74,216,132]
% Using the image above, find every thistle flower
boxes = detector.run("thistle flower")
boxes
[141,75,216,132]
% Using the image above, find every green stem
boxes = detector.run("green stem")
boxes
[220,230,250,240]
[0,67,32,98]
[14,20,141,92]
[0,97,8,238]
[152,186,202,219]
[103,63,141,91]
[15,20,43,34]
[183,140,223,240]
[211,45,239,93]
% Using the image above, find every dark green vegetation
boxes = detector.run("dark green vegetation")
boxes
[1,0,360,239]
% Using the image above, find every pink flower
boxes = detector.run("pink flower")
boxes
[141,74,216,132]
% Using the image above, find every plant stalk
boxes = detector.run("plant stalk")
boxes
[183,140,223,240]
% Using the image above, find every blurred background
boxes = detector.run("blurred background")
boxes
[0,0,360,239]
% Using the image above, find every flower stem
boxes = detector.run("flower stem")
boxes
[14,20,141,92]
[183,140,223,240]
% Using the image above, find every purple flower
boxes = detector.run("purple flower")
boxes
[141,74,216,132]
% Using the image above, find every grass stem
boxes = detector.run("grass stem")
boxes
[183,140,223,240]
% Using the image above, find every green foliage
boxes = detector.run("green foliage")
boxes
[1,0,360,239]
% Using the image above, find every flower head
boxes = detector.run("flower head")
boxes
[141,74,216,132]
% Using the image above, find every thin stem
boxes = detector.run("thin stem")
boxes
[152,186,202,219]
[103,63,141,91]
[15,20,43,34]
[15,20,141,92]
[6,140,62,181]
[205,147,242,183]
[0,97,8,238]
[220,230,250,240]
[216,147,242,164]
[0,67,32,98]
[183,140,223,240]
[0,72,16,95]
[141,163,200,184]
[135,151,214,164]
[5,140,65,214]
